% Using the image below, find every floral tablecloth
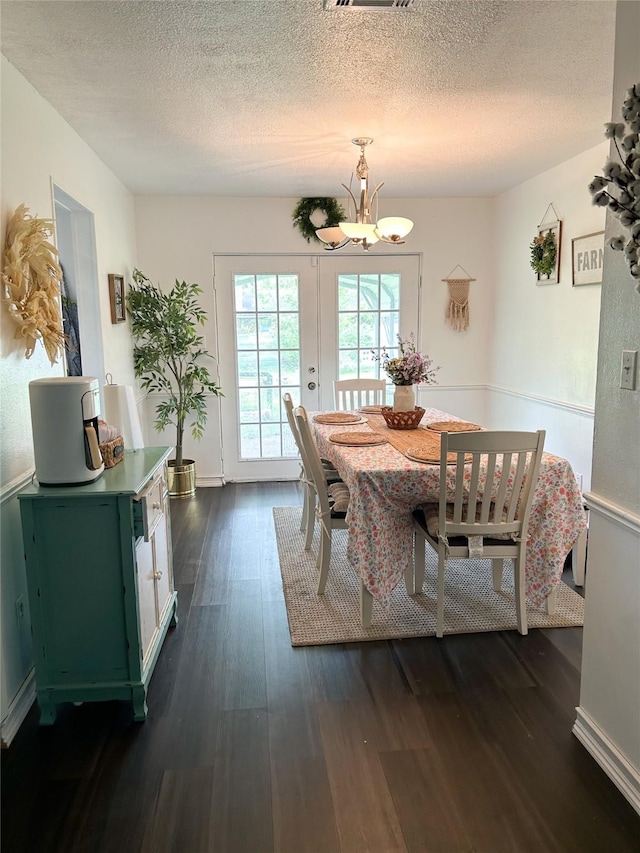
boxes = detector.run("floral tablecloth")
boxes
[311,407,587,610]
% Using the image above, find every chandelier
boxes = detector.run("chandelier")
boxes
[316,137,413,252]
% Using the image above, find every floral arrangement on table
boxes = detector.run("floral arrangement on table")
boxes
[373,333,439,386]
[588,82,640,292]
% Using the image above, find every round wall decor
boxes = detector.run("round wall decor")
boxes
[292,197,345,243]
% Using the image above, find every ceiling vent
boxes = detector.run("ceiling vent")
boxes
[323,0,416,10]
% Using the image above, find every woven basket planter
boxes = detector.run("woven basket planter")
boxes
[380,406,425,430]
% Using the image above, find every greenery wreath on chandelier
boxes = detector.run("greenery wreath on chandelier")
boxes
[292,197,346,244]
[529,229,558,277]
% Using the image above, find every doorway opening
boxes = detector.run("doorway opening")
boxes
[52,185,104,382]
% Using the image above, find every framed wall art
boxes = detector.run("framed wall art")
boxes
[108,273,126,323]
[572,231,605,286]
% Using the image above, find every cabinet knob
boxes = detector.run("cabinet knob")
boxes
[154,571,163,580]
[152,502,161,510]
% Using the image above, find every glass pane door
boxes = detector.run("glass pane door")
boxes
[214,256,319,481]
[318,255,421,411]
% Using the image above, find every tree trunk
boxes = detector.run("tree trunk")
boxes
[175,417,184,466]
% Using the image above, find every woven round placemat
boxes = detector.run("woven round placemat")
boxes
[405,431,472,464]
[426,420,481,433]
[358,405,384,414]
[313,412,363,425]
[329,431,388,447]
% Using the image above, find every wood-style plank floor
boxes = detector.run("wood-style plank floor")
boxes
[2,482,639,852]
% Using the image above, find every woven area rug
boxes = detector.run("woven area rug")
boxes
[273,507,584,647]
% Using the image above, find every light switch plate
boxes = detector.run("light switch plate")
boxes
[620,350,638,390]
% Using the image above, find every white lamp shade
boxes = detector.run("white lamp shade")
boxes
[316,226,349,248]
[103,383,145,450]
[376,217,414,242]
[339,221,378,241]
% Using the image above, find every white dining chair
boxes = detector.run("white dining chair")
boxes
[293,405,350,595]
[412,429,546,638]
[295,404,415,629]
[333,378,386,411]
[282,393,340,550]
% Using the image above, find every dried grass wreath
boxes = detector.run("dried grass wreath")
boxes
[2,204,65,364]
[292,197,345,244]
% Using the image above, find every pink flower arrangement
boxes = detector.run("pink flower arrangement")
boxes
[373,333,439,386]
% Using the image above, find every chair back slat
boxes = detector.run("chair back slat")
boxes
[492,451,512,520]
[466,454,482,523]
[506,452,528,523]
[333,379,386,411]
[480,452,498,523]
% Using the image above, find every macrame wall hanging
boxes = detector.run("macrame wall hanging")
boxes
[442,265,475,332]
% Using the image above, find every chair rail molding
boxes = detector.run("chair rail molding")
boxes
[583,491,640,534]
[418,383,595,418]
[488,383,595,417]
[1,671,36,749]
[0,469,36,504]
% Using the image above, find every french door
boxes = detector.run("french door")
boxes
[214,254,420,481]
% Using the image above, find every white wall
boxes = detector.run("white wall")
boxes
[575,0,640,815]
[0,57,138,743]
[490,144,608,489]
[134,195,495,479]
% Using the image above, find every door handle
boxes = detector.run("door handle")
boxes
[308,382,317,390]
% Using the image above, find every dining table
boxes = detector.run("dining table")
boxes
[310,406,587,611]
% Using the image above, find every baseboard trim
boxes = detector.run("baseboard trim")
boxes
[583,492,640,534]
[0,670,36,748]
[195,476,225,488]
[573,707,640,815]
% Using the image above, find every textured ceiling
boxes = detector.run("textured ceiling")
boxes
[0,0,617,197]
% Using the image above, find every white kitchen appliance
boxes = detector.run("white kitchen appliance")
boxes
[29,377,105,486]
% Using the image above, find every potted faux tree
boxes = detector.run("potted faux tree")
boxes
[127,268,222,497]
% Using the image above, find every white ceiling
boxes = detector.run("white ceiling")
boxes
[0,0,617,198]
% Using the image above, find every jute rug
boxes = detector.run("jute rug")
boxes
[273,507,584,647]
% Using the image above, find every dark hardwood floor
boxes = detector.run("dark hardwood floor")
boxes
[3,482,639,852]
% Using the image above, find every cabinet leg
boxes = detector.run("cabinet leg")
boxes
[38,695,57,726]
[170,598,178,628]
[131,686,148,721]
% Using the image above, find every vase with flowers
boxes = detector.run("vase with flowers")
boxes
[373,333,439,411]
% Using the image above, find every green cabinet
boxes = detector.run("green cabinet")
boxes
[18,447,177,724]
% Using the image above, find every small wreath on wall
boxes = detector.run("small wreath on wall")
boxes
[530,229,558,277]
[292,197,346,244]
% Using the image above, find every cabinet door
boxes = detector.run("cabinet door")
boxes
[153,513,172,623]
[135,537,158,664]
